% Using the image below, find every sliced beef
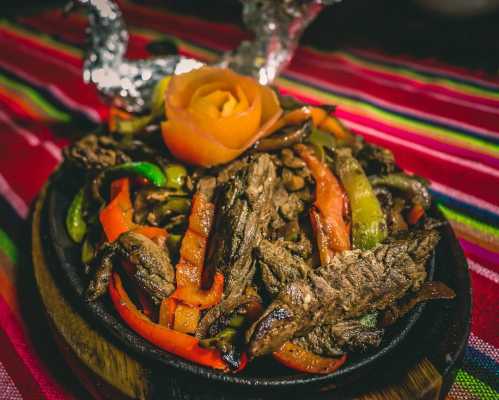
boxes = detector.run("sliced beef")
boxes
[246,227,440,357]
[293,320,384,357]
[197,154,276,335]
[256,239,311,296]
[64,134,131,171]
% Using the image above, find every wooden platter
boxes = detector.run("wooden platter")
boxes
[31,179,471,400]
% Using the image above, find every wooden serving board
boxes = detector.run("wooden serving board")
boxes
[31,185,467,400]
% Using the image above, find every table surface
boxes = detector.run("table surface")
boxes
[0,1,498,399]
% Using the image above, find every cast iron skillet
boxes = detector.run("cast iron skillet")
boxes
[43,166,468,395]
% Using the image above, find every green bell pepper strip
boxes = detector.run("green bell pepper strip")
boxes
[108,162,167,187]
[335,149,387,250]
[66,188,87,243]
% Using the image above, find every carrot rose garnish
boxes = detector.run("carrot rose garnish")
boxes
[161,67,282,167]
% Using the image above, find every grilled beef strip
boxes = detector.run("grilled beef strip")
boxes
[86,231,176,304]
[196,154,276,337]
[256,239,383,355]
[246,227,440,357]
[293,320,384,357]
[256,239,312,296]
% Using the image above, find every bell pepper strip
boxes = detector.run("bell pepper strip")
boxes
[100,178,134,242]
[171,272,224,309]
[131,226,168,242]
[66,188,87,243]
[267,106,352,141]
[165,192,223,336]
[109,106,133,133]
[159,297,177,328]
[273,342,347,374]
[255,119,312,152]
[173,304,201,334]
[295,144,350,264]
[407,203,425,226]
[100,178,168,242]
[109,273,228,371]
[335,149,388,250]
[108,162,167,188]
[174,192,220,292]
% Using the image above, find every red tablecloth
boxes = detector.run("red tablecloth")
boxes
[0,1,498,398]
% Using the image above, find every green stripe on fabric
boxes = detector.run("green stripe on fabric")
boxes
[310,49,499,102]
[277,76,499,157]
[0,74,71,122]
[438,204,499,239]
[455,370,498,399]
[0,229,18,265]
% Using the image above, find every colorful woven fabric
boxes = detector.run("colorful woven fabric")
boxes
[0,1,497,398]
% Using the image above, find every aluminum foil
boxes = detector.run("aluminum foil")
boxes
[74,0,336,112]
[218,0,340,85]
[72,0,202,113]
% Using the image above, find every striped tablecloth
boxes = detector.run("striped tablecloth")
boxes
[0,1,497,399]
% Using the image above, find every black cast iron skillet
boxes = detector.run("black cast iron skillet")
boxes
[43,166,470,398]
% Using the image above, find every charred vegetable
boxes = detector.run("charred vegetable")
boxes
[335,148,387,250]
[369,173,431,210]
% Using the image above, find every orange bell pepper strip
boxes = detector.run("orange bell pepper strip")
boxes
[267,106,352,141]
[99,178,168,242]
[407,203,425,225]
[109,273,228,371]
[171,272,224,310]
[108,106,133,133]
[172,193,224,309]
[273,342,347,374]
[173,304,201,334]
[295,144,350,264]
[159,297,177,328]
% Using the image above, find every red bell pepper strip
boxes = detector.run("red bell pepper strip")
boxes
[121,260,155,319]
[273,342,347,374]
[109,273,228,371]
[172,193,224,309]
[295,144,350,264]
[99,178,167,242]
[100,178,134,242]
[407,203,425,225]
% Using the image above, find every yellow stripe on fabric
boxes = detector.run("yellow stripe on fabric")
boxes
[306,47,499,102]
[0,74,71,122]
[276,77,499,158]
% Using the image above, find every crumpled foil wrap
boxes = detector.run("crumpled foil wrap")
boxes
[75,0,203,113]
[218,0,340,85]
[75,0,336,112]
